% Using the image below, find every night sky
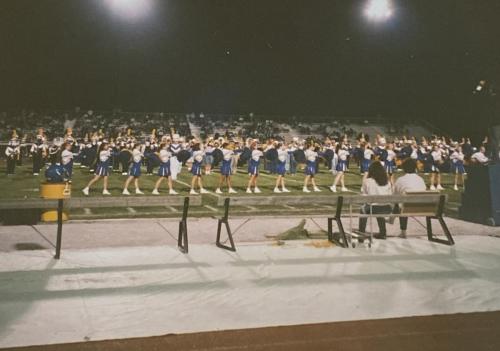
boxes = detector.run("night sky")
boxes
[1,0,500,123]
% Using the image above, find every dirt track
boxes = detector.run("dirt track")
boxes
[4,311,500,351]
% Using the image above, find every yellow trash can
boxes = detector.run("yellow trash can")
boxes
[40,182,71,222]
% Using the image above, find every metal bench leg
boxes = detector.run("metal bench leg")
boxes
[328,196,348,248]
[177,197,189,253]
[54,199,64,259]
[216,219,236,252]
[426,195,455,246]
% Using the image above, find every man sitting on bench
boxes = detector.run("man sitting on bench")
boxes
[358,161,393,239]
[393,158,426,238]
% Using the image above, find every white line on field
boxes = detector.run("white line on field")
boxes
[167,206,179,213]
[204,205,218,212]
[283,204,297,210]
[127,207,137,214]
[83,208,92,215]
[174,178,220,199]
[245,206,258,211]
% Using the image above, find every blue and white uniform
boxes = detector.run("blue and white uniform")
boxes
[221,149,233,176]
[384,149,396,174]
[361,149,373,173]
[128,149,143,177]
[158,149,172,177]
[431,150,442,173]
[276,149,288,176]
[95,149,111,176]
[61,149,74,177]
[248,150,263,176]
[336,148,349,172]
[304,149,318,176]
[450,150,465,174]
[191,150,204,176]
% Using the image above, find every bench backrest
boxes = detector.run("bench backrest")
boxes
[216,195,340,207]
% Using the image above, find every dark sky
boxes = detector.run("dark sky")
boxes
[1,0,500,121]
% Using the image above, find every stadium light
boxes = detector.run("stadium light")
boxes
[364,0,393,22]
[104,0,154,22]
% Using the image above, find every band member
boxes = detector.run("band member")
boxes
[152,143,178,195]
[30,131,47,175]
[450,145,465,191]
[190,143,209,195]
[331,143,349,192]
[82,141,112,195]
[303,144,321,193]
[471,146,489,165]
[274,143,290,193]
[5,132,20,175]
[61,142,74,181]
[429,144,444,190]
[246,141,264,193]
[215,142,237,194]
[123,144,144,195]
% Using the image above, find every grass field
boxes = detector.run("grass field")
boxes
[0,160,463,220]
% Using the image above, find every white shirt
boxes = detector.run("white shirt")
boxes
[132,149,143,163]
[193,150,204,162]
[450,151,464,163]
[394,173,426,194]
[471,152,489,164]
[159,149,171,163]
[278,149,288,162]
[305,149,317,162]
[338,149,349,161]
[364,149,374,160]
[387,150,396,161]
[362,178,393,196]
[431,150,442,162]
[99,150,111,162]
[61,149,73,165]
[222,149,233,161]
[251,150,263,161]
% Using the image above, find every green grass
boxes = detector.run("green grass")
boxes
[0,160,463,220]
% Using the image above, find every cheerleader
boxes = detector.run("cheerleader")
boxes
[152,143,178,195]
[274,143,291,193]
[246,141,264,193]
[385,143,397,184]
[204,140,215,175]
[330,143,349,192]
[429,145,444,190]
[122,144,144,195]
[450,145,465,191]
[361,143,373,175]
[215,143,237,194]
[82,141,112,195]
[190,143,209,195]
[61,142,74,182]
[303,144,321,192]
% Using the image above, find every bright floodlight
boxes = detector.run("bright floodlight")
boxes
[364,0,393,22]
[105,0,153,22]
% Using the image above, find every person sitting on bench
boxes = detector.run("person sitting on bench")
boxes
[358,161,393,239]
[393,158,426,238]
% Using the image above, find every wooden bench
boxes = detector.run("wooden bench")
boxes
[0,196,202,258]
[216,193,453,251]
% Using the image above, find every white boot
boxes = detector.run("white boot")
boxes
[135,188,144,194]
[246,188,252,193]
[82,187,89,196]
[122,189,131,195]
[169,189,178,195]
[453,185,458,191]
[341,187,348,192]
[190,189,198,195]
[152,189,160,195]
[228,188,237,194]
[313,186,321,192]
[274,187,281,193]
[437,184,444,191]
[215,188,223,194]
[282,187,290,193]
[254,187,261,193]
[330,185,336,193]
[102,189,111,195]
[200,188,209,194]
[303,187,310,193]
[429,185,436,191]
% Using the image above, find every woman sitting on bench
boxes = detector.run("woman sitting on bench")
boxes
[358,161,393,239]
